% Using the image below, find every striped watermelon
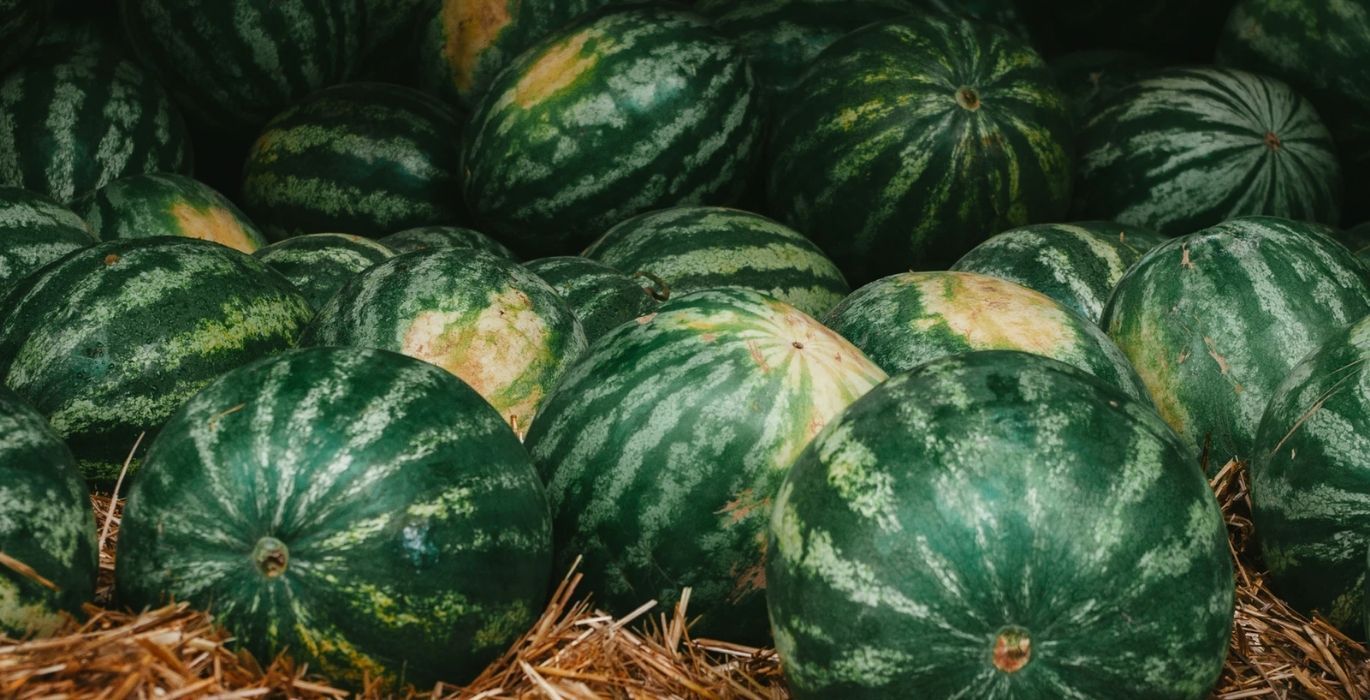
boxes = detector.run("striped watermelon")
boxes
[72,173,266,253]
[302,248,586,436]
[1251,314,1370,633]
[0,385,96,639]
[115,347,552,688]
[524,256,657,342]
[241,83,465,240]
[0,48,192,204]
[583,207,849,318]
[767,350,1233,698]
[950,221,1166,324]
[1076,67,1341,236]
[381,225,515,260]
[0,186,94,299]
[254,233,395,310]
[1047,51,1162,126]
[463,5,764,257]
[0,238,313,481]
[525,288,886,642]
[826,271,1148,400]
[118,0,365,136]
[0,0,49,73]
[1102,216,1370,466]
[766,12,1073,284]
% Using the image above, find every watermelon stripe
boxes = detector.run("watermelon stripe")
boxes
[255,233,395,310]
[524,256,656,341]
[0,186,94,299]
[72,173,266,253]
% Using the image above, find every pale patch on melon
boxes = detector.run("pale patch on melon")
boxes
[916,273,1078,354]
[292,618,393,689]
[513,31,602,109]
[443,0,513,93]
[1124,311,1195,441]
[0,578,66,637]
[170,203,261,253]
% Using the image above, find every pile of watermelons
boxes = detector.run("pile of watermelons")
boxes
[2,0,1370,696]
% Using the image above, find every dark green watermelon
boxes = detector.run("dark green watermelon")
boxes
[1016,0,1235,60]
[0,385,96,639]
[0,0,50,73]
[524,256,657,342]
[241,82,465,240]
[766,11,1073,284]
[1345,221,1370,261]
[0,186,94,300]
[1047,51,1163,127]
[254,233,395,310]
[115,347,552,688]
[0,238,313,480]
[72,173,266,253]
[380,225,515,259]
[767,351,1232,698]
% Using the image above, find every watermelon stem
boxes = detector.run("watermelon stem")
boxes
[955,87,981,111]
[252,537,290,579]
[992,626,1031,673]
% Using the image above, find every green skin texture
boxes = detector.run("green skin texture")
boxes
[114,347,552,689]
[1345,221,1370,261]
[302,248,587,436]
[71,173,268,253]
[766,12,1073,285]
[1075,66,1342,237]
[0,48,192,204]
[0,238,314,481]
[0,0,50,73]
[583,206,850,319]
[0,385,96,639]
[381,225,516,260]
[1046,51,1163,128]
[1102,216,1370,467]
[825,271,1149,402]
[118,0,365,136]
[463,5,764,257]
[0,186,94,300]
[767,351,1233,699]
[524,256,657,342]
[242,82,465,240]
[1251,315,1370,635]
[950,221,1166,324]
[254,233,396,311]
[525,288,888,643]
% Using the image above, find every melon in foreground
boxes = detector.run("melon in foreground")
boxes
[72,173,266,253]
[380,225,515,259]
[525,288,887,643]
[0,186,94,299]
[768,350,1233,698]
[0,385,97,639]
[254,233,394,310]
[524,256,657,342]
[114,347,552,689]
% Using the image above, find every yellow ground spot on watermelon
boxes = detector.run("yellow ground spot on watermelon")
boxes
[472,600,534,651]
[0,580,65,638]
[170,203,260,253]
[513,31,602,109]
[443,0,512,92]
[1124,319,1193,437]
[918,273,1077,354]
[351,583,426,629]
[293,620,392,688]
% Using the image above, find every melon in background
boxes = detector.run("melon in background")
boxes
[0,186,94,299]
[0,0,50,74]
[524,256,657,342]
[72,173,266,253]
[1017,0,1235,60]
[1048,50,1163,127]
[254,233,395,311]
[381,225,515,260]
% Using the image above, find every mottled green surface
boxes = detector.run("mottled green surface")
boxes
[583,207,849,318]
[255,233,395,310]
[302,248,586,436]
[525,256,656,342]
[242,82,465,240]
[1047,51,1162,127]
[0,0,49,73]
[0,186,94,300]
[1076,67,1341,236]
[826,271,1147,400]
[768,351,1232,699]
[525,288,887,643]
[766,11,1072,284]
[0,238,313,480]
[463,6,763,256]
[1103,216,1370,466]
[380,225,514,260]
[115,347,551,688]
[72,173,266,253]
[0,385,96,639]
[951,221,1165,323]
[0,48,192,204]
[1345,221,1370,261]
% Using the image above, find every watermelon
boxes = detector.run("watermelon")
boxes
[0,0,49,73]
[1345,221,1370,261]
[241,83,465,240]
[525,287,886,642]
[114,347,552,688]
[1016,0,1234,60]
[0,186,94,300]
[254,233,395,310]
[524,256,657,342]
[766,12,1073,285]
[950,221,1166,324]
[767,350,1233,698]
[1047,51,1163,126]
[0,48,193,204]
[72,173,266,253]
[302,248,586,436]
[0,238,313,481]
[118,0,365,136]
[583,206,849,318]
[1102,216,1370,466]
[1250,314,1370,634]
[0,385,96,639]
[826,271,1148,401]
[381,225,515,260]
[462,5,764,257]
[416,0,618,108]
[1075,66,1341,237]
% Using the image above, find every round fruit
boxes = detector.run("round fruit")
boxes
[524,256,657,342]
[380,225,515,259]
[115,347,552,688]
[1047,50,1162,126]
[768,350,1232,699]
[254,233,395,310]
[0,186,94,299]
[72,173,266,253]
